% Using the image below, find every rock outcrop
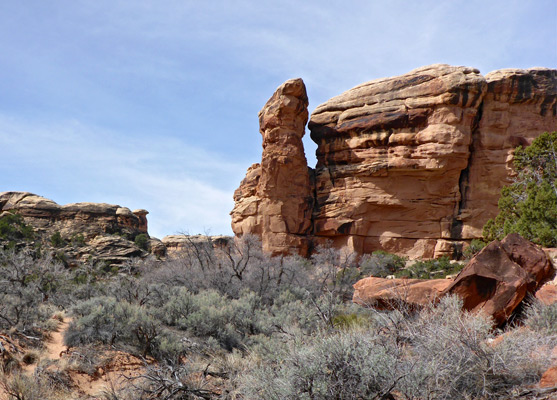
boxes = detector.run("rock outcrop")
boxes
[457,68,557,241]
[161,234,231,254]
[353,234,555,326]
[231,78,314,255]
[232,64,557,258]
[353,276,451,310]
[443,233,555,326]
[0,191,156,265]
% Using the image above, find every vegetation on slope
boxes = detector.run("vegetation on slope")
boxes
[0,236,555,399]
[484,131,557,247]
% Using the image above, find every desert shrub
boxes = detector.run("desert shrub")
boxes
[241,327,402,400]
[0,250,70,332]
[0,212,34,249]
[101,362,221,400]
[359,250,406,278]
[240,295,552,400]
[484,131,557,246]
[50,231,66,248]
[134,233,149,251]
[463,238,487,259]
[70,233,86,247]
[395,256,463,279]
[65,296,166,357]
[524,299,557,334]
[0,370,71,400]
[143,234,319,304]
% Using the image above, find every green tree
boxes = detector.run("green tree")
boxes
[0,212,34,248]
[483,131,557,246]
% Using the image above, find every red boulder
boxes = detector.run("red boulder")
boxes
[443,234,555,326]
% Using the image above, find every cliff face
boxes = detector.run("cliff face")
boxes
[0,191,155,265]
[231,64,556,258]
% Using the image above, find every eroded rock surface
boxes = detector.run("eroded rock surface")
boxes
[0,191,155,265]
[443,234,555,326]
[231,78,314,255]
[232,65,557,258]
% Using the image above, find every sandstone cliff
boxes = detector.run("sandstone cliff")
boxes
[0,191,158,265]
[231,64,557,258]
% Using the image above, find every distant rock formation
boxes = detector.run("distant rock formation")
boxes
[231,64,557,258]
[0,191,157,265]
[161,234,231,254]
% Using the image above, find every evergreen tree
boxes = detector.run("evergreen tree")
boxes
[483,131,557,247]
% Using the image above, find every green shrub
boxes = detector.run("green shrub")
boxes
[71,233,85,247]
[395,256,463,279]
[463,239,486,259]
[50,231,66,248]
[0,212,34,249]
[483,131,557,247]
[134,233,150,251]
[359,250,406,278]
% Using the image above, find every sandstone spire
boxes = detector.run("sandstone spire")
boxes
[231,78,313,255]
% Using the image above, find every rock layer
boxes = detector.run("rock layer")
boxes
[232,65,557,258]
[0,191,153,265]
[231,78,313,255]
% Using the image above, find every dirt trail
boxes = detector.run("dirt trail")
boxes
[46,319,69,361]
[14,318,145,398]
[21,318,69,374]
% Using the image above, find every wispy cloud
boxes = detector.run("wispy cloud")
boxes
[0,115,245,237]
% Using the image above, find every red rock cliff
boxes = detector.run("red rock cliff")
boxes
[231,65,557,258]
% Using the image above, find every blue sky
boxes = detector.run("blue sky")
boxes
[1,1,556,238]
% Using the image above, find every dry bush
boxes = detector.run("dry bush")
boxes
[239,295,555,400]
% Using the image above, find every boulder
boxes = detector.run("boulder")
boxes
[535,280,557,306]
[353,276,452,310]
[539,366,557,389]
[231,65,557,259]
[443,234,555,326]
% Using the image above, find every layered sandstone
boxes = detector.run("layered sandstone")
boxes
[0,191,154,265]
[458,68,557,239]
[232,64,557,258]
[231,78,313,255]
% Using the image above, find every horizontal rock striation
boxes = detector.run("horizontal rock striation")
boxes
[232,64,556,258]
[0,191,153,265]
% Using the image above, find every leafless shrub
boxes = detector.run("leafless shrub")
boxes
[0,249,70,334]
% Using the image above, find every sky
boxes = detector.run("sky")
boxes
[1,1,556,239]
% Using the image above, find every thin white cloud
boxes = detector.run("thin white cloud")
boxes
[0,115,244,238]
